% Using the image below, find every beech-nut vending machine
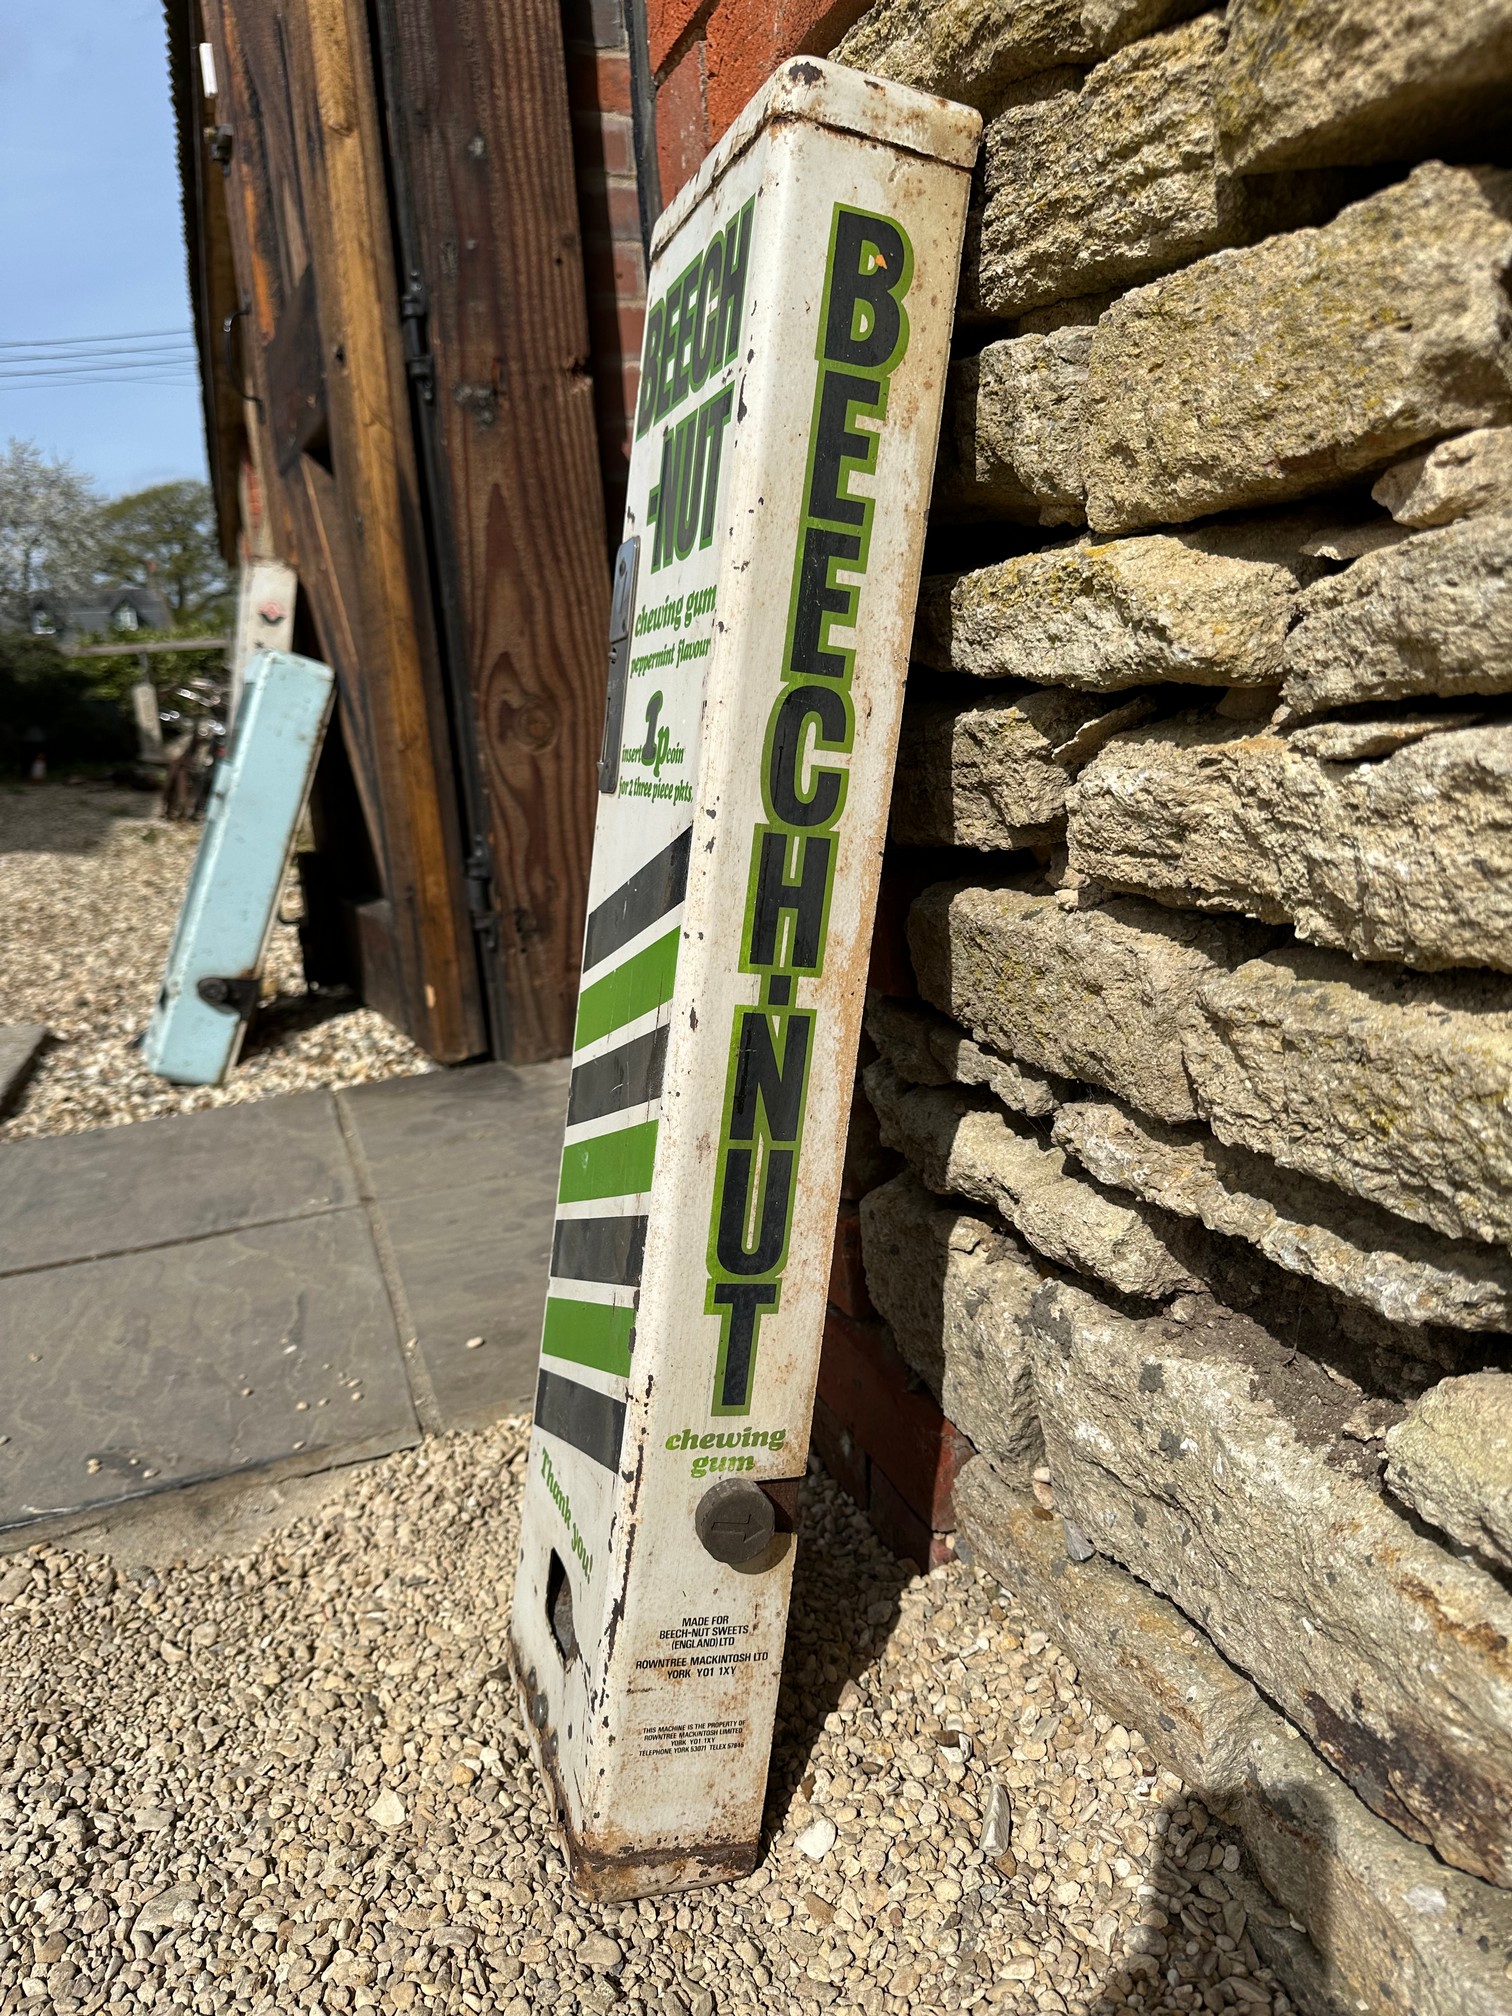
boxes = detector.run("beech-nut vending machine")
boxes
[510,58,980,1898]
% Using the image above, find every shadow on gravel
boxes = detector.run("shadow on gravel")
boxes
[1073,1787,1322,2014]
[760,1462,909,1846]
[238,985,363,1057]
[0,783,155,855]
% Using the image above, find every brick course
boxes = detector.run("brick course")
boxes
[563,0,646,544]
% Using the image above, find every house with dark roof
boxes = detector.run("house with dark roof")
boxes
[28,584,173,641]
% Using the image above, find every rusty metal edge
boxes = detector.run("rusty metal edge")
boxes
[506,1634,760,1900]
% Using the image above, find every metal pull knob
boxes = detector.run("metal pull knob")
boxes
[694,1477,776,1565]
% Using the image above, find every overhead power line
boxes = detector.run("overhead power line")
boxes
[0,359,197,377]
[0,346,197,363]
[0,361,197,376]
[0,373,199,387]
[0,325,201,393]
[0,326,195,352]
[0,378,200,391]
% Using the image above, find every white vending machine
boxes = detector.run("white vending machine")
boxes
[510,58,978,1899]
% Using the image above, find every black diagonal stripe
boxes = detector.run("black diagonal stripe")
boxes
[535,1367,625,1472]
[583,825,691,974]
[567,1024,668,1126]
[552,1213,648,1288]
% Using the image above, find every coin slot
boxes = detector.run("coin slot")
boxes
[546,1549,578,1664]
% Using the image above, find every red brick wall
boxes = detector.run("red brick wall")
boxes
[808,1056,972,1573]
[645,0,874,198]
[562,0,647,546]
[814,1308,973,1572]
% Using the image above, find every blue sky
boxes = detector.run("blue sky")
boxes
[0,2,209,497]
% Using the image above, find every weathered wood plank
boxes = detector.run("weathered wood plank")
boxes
[373,0,611,1061]
[295,0,486,1059]
[202,0,487,1063]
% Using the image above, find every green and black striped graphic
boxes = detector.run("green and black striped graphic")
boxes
[535,826,691,1469]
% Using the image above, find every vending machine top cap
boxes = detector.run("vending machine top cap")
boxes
[650,57,983,265]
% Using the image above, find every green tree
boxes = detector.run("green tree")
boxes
[0,438,100,628]
[96,479,230,626]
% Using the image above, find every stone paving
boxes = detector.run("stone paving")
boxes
[0,1063,562,1538]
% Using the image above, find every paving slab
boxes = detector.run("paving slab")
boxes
[0,1025,45,1116]
[0,1209,417,1530]
[0,1090,354,1275]
[339,1061,566,1429]
[337,1058,567,1199]
[376,1173,558,1425]
[0,1058,567,1533]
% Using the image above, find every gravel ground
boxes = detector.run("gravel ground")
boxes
[0,783,431,1143]
[0,1423,1297,2016]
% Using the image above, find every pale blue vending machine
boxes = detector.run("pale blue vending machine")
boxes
[142,648,334,1087]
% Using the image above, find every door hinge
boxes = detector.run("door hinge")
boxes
[465,839,500,953]
[400,271,436,403]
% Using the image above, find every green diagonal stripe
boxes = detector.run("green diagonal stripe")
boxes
[541,1296,634,1378]
[575,926,679,1048]
[559,1119,659,1203]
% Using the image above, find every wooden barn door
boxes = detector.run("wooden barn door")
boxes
[200,0,612,1064]
[372,0,611,1064]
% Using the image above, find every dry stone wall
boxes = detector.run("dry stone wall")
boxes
[833,1,1512,2008]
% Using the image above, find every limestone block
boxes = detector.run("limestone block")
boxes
[864,994,955,1089]
[909,879,1276,1124]
[1052,1095,1512,1331]
[861,1060,1196,1298]
[1082,163,1512,533]
[955,1457,1512,2016]
[1284,712,1479,763]
[864,995,1065,1118]
[1230,1719,1512,2016]
[936,331,1089,525]
[1282,512,1512,717]
[1385,1375,1512,1577]
[1069,715,1512,973]
[970,17,1346,321]
[914,526,1309,692]
[1015,291,1117,336]
[891,700,1059,849]
[1297,518,1411,563]
[892,686,1156,848]
[830,0,1206,114]
[1217,0,1512,173]
[955,1462,1262,1798]
[1079,0,1204,46]
[1374,427,1512,528]
[832,0,1095,110]
[1187,947,1512,1248]
[860,1172,1045,1478]
[841,1081,901,1201]
[1029,1277,1512,1885]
